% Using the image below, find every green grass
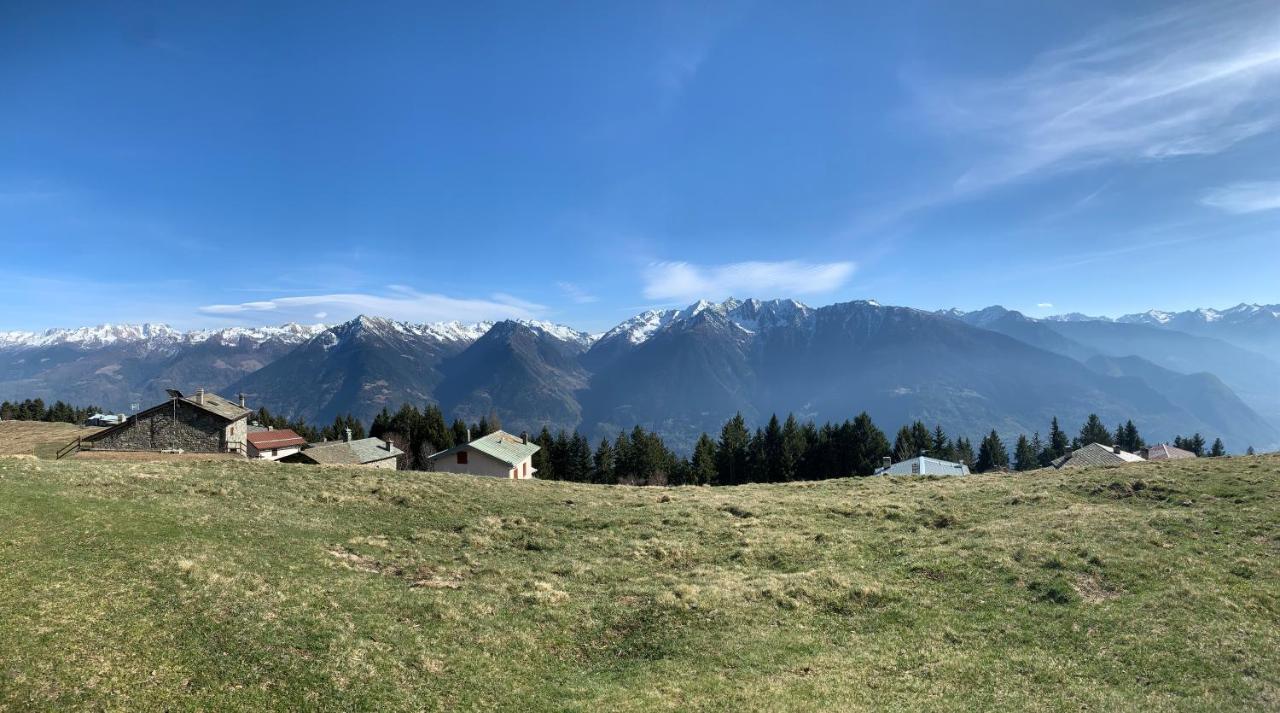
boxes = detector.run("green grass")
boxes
[0,455,1276,711]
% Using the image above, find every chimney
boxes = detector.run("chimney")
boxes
[116,413,124,423]
[195,387,205,405]
[238,392,246,408]
[1113,445,1121,454]
[882,456,891,468]
[267,425,273,431]
[344,428,352,443]
[465,428,472,443]
[521,431,529,445]
[385,439,393,451]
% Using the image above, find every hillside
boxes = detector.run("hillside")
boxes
[0,420,102,457]
[0,455,1276,710]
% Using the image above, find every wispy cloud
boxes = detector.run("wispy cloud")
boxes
[199,286,544,324]
[556,281,598,304]
[1037,302,1054,309]
[643,260,855,302]
[912,1,1280,193]
[1201,180,1280,214]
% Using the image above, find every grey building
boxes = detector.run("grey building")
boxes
[84,388,250,454]
[874,455,970,476]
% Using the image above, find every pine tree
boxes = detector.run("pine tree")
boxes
[689,434,717,486]
[746,427,768,483]
[449,418,468,444]
[1076,414,1112,448]
[1047,417,1070,459]
[1013,434,1038,471]
[780,414,806,482]
[592,438,616,485]
[931,425,953,462]
[569,432,593,481]
[715,413,751,485]
[954,437,975,467]
[1173,433,1208,456]
[762,414,784,482]
[532,427,555,480]
[848,412,891,476]
[1209,438,1225,457]
[1116,420,1143,452]
[910,421,931,454]
[975,430,1009,473]
[1030,431,1047,467]
[892,425,915,462]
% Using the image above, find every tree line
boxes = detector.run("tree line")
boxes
[13,391,1241,479]
[0,399,103,424]
[305,403,1240,483]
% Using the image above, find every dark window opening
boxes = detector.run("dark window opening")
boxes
[457,451,468,465]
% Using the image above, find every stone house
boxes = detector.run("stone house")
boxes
[84,388,250,454]
[426,430,539,479]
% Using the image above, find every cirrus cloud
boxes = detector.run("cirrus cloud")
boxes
[911,1,1280,193]
[1200,180,1280,214]
[643,260,855,302]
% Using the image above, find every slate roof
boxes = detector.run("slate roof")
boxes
[182,391,251,421]
[296,437,402,465]
[246,429,306,450]
[428,430,540,466]
[1144,443,1197,460]
[1051,443,1145,469]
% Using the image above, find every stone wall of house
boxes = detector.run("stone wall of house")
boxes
[92,400,227,452]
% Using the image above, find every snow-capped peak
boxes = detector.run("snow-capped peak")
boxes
[599,308,683,345]
[0,321,324,351]
[419,320,495,343]
[518,320,597,347]
[596,297,815,347]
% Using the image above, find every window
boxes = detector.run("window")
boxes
[271,448,278,457]
[457,451,468,465]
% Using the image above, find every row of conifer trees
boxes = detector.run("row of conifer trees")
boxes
[0,399,102,424]
[353,403,1234,484]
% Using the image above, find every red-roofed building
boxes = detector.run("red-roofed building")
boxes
[246,428,307,461]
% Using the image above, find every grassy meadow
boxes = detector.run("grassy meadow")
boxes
[0,420,102,458]
[0,450,1275,711]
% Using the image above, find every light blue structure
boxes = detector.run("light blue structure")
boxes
[873,455,970,476]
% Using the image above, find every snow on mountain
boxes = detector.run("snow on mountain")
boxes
[186,323,329,347]
[600,309,684,345]
[0,323,182,349]
[1117,304,1280,326]
[420,320,495,343]
[518,320,596,347]
[0,322,328,351]
[596,297,818,347]
[1044,312,1114,323]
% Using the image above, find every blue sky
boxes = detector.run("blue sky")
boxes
[2,0,1278,332]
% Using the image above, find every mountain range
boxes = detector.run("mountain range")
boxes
[2,299,1277,453]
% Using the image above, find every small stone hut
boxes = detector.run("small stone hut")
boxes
[85,388,251,454]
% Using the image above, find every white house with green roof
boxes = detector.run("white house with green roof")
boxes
[427,430,540,479]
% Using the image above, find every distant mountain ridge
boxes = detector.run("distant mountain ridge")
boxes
[3,298,1278,453]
